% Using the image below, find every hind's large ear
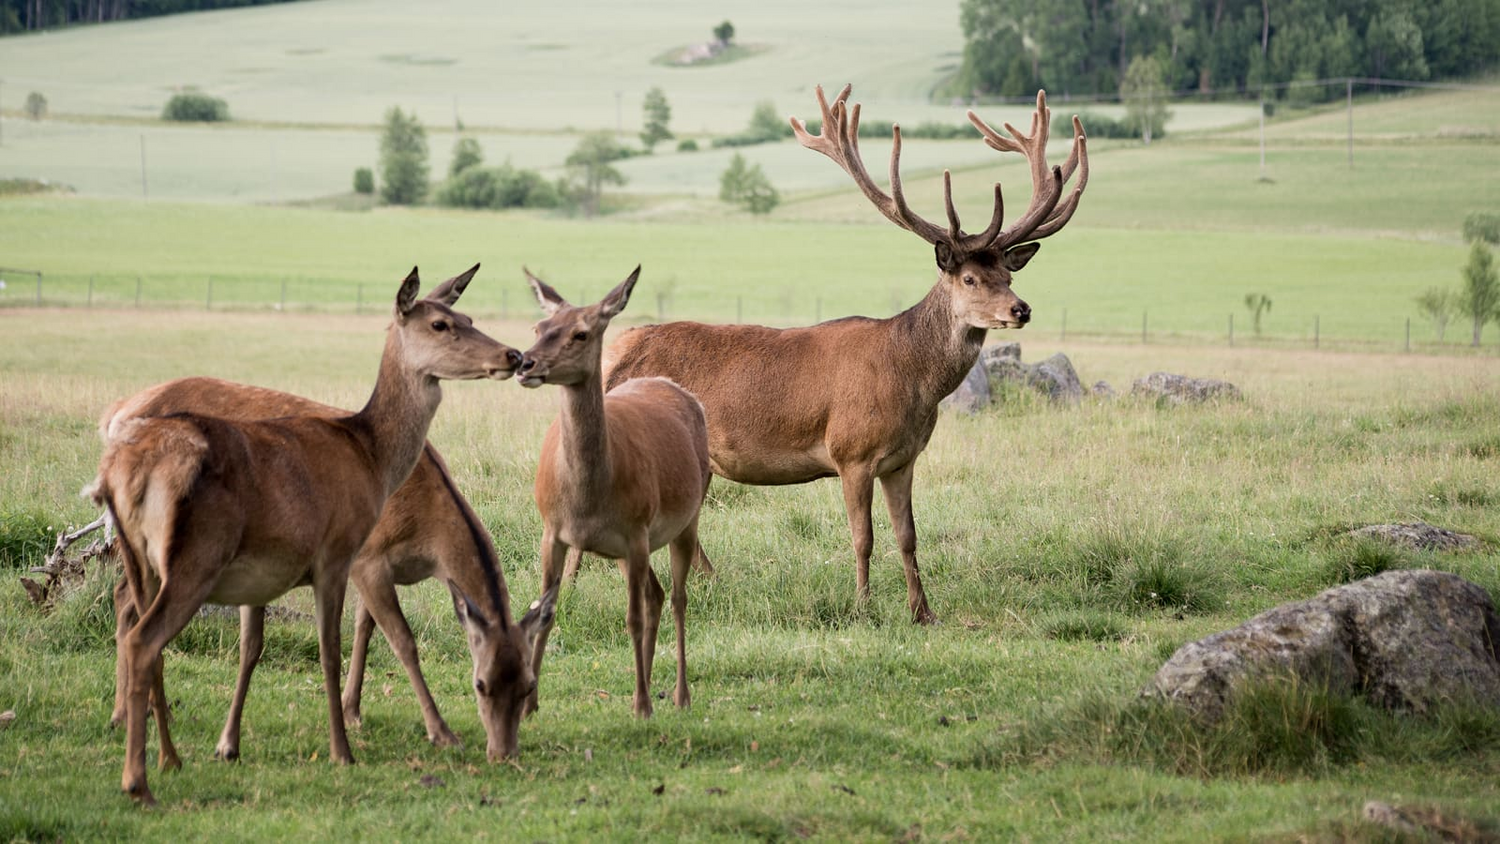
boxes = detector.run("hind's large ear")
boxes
[598,265,641,320]
[518,586,558,644]
[426,263,480,306]
[524,267,567,316]
[446,580,491,632]
[396,267,421,317]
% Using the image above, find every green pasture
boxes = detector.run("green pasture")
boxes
[2,309,1499,838]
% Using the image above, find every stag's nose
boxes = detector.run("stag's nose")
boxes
[1011,302,1031,324]
[504,349,523,369]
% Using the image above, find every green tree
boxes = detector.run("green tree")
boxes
[713,19,735,45]
[719,153,779,215]
[1244,292,1272,335]
[564,131,628,216]
[449,137,483,178]
[352,167,375,195]
[640,87,673,152]
[23,91,46,120]
[1459,241,1499,346]
[746,101,784,142]
[1415,287,1457,342]
[1120,55,1170,144]
[378,106,430,206]
[1463,211,1500,245]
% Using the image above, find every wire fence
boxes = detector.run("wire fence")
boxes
[3,269,1490,355]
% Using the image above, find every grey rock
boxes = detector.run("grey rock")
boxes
[1091,380,1116,398]
[979,346,1082,405]
[981,342,1021,364]
[938,357,992,414]
[1146,570,1500,719]
[1348,522,1479,552]
[1131,371,1241,404]
[1030,353,1083,405]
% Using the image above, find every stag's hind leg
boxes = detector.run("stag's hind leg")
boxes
[880,463,936,625]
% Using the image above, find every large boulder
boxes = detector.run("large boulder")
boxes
[938,358,991,414]
[1146,570,1500,719]
[981,344,1082,405]
[1131,372,1241,405]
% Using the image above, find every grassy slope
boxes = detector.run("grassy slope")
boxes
[2,310,1498,837]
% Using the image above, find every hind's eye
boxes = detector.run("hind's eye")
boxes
[963,276,976,287]
[573,332,588,342]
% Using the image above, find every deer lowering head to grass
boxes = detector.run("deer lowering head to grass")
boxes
[517,266,711,719]
[602,85,1088,624]
[88,265,520,805]
[100,376,554,766]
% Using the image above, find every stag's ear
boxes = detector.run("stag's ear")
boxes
[934,243,962,273]
[598,265,641,320]
[524,267,567,316]
[396,267,422,317]
[518,586,558,644]
[1002,243,1041,272]
[426,263,480,307]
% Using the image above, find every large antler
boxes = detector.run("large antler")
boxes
[790,85,1088,257]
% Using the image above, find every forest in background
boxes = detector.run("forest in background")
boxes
[954,0,1500,100]
[0,0,297,32]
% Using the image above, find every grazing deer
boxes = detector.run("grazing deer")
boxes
[100,376,554,765]
[88,265,519,805]
[602,86,1088,624]
[517,266,711,719]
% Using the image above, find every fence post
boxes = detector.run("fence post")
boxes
[356,284,363,315]
[35,273,41,306]
[88,275,94,308]
[1405,317,1410,353]
[1060,307,1067,341]
[1228,313,1234,347]
[1314,315,1320,349]
[1141,310,1148,344]
[135,276,142,308]
[206,277,214,310]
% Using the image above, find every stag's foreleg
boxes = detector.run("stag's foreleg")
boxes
[880,463,937,625]
[523,531,569,718]
[214,605,264,760]
[346,569,460,747]
[838,465,877,602]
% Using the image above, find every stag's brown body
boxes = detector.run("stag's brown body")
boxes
[102,375,548,766]
[89,267,522,805]
[604,86,1088,624]
[520,267,711,718]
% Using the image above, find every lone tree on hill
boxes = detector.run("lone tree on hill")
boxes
[1460,240,1499,347]
[1121,55,1169,145]
[1415,287,1457,342]
[713,20,734,46]
[1244,293,1272,335]
[564,131,628,216]
[640,88,673,152]
[379,106,429,205]
[719,153,779,215]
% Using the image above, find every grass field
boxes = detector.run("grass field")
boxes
[3,1,1500,838]
[2,309,1499,838]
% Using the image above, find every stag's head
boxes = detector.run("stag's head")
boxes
[392,264,523,381]
[517,266,639,388]
[791,86,1089,331]
[449,582,556,761]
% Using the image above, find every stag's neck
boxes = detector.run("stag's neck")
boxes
[891,282,988,406]
[553,368,613,503]
[351,328,444,496]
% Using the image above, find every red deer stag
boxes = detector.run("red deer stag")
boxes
[88,266,519,805]
[100,376,554,765]
[517,266,711,718]
[602,85,1088,624]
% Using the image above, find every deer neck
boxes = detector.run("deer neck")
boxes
[553,364,613,504]
[893,282,989,406]
[351,327,444,497]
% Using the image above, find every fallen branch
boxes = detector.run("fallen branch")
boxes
[22,515,114,608]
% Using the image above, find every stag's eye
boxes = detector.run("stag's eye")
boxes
[572,331,588,342]
[432,320,450,332]
[963,276,977,287]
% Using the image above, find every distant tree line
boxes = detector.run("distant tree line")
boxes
[955,0,1500,102]
[1,0,303,33]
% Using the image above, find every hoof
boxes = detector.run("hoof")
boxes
[429,728,463,749]
[123,780,157,807]
[159,753,182,772]
[213,745,240,762]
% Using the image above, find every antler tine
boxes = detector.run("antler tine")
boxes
[1029,128,1089,241]
[888,124,952,245]
[942,171,961,242]
[793,83,951,246]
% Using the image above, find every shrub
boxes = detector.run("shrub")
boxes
[352,167,375,195]
[449,137,483,177]
[435,163,560,210]
[1319,538,1403,586]
[161,91,229,122]
[719,153,779,214]
[23,91,46,120]
[677,138,699,152]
